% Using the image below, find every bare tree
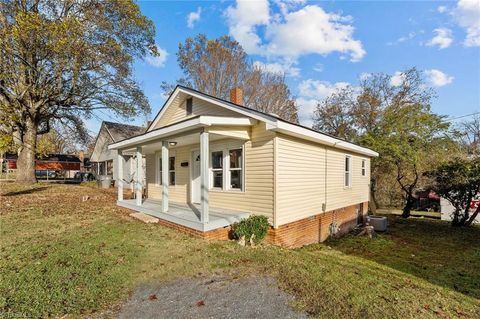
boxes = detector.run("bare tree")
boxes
[166,34,298,123]
[459,114,480,154]
[312,86,356,141]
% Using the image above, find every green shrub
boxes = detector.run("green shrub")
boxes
[233,215,269,244]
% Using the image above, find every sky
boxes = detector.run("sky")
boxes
[86,0,480,134]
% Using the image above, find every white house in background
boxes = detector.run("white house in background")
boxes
[108,86,379,248]
[441,197,480,224]
[90,121,145,187]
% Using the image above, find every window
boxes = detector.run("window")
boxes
[344,155,352,188]
[361,159,366,177]
[159,156,175,185]
[186,98,193,115]
[211,151,223,188]
[229,149,243,190]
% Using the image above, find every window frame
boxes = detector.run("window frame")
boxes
[156,151,176,186]
[228,148,243,191]
[210,150,224,190]
[208,144,245,193]
[361,159,367,177]
[344,154,352,188]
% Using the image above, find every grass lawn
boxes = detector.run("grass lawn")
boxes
[377,208,441,219]
[1,183,479,318]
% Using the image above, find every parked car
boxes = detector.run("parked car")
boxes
[74,172,97,182]
[35,170,57,179]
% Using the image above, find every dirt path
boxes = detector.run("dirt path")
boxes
[118,275,307,319]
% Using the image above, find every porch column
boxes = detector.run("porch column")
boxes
[161,141,169,213]
[135,146,143,206]
[200,130,209,223]
[117,150,124,202]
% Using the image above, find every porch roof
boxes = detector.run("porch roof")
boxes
[108,115,257,151]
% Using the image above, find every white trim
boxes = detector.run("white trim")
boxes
[267,121,379,157]
[361,158,367,177]
[207,142,245,193]
[344,155,352,189]
[109,116,256,150]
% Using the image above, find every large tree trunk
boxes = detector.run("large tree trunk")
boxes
[401,195,415,218]
[16,121,37,183]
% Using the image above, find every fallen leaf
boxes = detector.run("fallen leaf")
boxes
[196,300,205,307]
[148,294,157,301]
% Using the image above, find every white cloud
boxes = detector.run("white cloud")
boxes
[225,0,270,54]
[390,71,407,87]
[225,1,365,62]
[359,72,372,81]
[187,7,202,29]
[145,45,168,68]
[453,0,480,47]
[425,69,454,87]
[437,5,448,13]
[298,79,350,99]
[253,60,300,77]
[427,28,454,49]
[296,79,351,127]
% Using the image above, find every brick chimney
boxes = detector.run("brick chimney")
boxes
[230,87,243,105]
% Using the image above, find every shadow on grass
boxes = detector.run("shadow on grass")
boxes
[1,186,50,196]
[328,216,480,299]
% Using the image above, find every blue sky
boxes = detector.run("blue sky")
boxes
[86,0,480,134]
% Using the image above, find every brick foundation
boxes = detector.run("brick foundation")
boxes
[266,202,368,248]
[152,202,368,248]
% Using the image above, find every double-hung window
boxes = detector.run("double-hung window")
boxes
[209,146,244,191]
[229,149,243,190]
[344,155,352,188]
[361,159,366,177]
[159,156,175,185]
[211,151,223,189]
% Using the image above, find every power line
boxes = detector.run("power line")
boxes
[444,112,480,122]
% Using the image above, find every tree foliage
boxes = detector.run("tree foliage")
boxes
[427,157,480,226]
[312,68,458,216]
[164,34,298,123]
[0,0,157,182]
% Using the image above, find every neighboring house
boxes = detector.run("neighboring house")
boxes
[2,153,81,177]
[109,86,378,248]
[441,197,480,224]
[90,121,145,187]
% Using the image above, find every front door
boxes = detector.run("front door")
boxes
[191,150,201,204]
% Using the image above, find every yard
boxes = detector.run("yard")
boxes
[1,183,479,319]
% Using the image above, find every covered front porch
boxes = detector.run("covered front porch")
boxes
[111,115,255,232]
[118,199,250,231]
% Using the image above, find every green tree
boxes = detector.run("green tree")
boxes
[0,0,157,183]
[164,34,298,122]
[427,157,480,226]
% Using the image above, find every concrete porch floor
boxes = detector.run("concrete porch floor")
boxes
[118,199,250,232]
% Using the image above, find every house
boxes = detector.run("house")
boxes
[2,153,81,178]
[441,197,480,224]
[108,86,378,248]
[90,121,145,187]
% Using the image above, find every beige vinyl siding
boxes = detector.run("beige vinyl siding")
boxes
[153,97,238,129]
[145,122,275,221]
[325,148,370,211]
[275,134,370,226]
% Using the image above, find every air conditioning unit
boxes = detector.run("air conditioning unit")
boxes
[367,216,387,232]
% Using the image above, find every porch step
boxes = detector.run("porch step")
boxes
[129,212,159,224]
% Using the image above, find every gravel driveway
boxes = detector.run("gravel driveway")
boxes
[118,275,307,319]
